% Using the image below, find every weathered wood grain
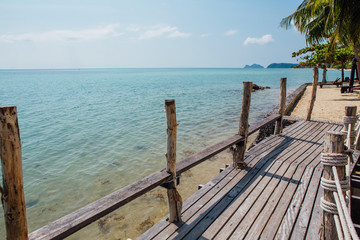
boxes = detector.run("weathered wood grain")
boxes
[306,67,318,121]
[164,99,182,222]
[275,77,287,135]
[0,106,29,240]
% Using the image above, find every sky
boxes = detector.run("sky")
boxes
[0,0,307,69]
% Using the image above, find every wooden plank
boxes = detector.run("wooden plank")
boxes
[140,121,305,239]
[238,124,338,240]
[29,170,171,240]
[176,122,325,239]
[154,121,316,239]
[198,122,326,240]
[259,152,326,239]
[289,166,323,240]
[276,167,321,239]
[305,181,324,240]
[221,123,334,240]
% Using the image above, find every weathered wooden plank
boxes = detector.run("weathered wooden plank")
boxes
[236,123,338,240]
[304,183,324,240]
[154,121,313,239]
[29,170,171,240]
[259,154,325,239]
[175,122,324,239]
[220,123,332,240]
[289,167,323,240]
[198,122,326,240]
[140,120,304,240]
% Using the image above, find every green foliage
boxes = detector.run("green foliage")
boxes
[292,43,354,68]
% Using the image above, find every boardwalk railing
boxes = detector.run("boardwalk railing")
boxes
[0,78,307,240]
[320,107,360,240]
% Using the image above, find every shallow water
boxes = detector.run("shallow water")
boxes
[0,68,348,239]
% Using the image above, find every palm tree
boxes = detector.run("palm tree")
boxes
[281,0,360,74]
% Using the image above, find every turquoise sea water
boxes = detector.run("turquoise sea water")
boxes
[0,68,349,239]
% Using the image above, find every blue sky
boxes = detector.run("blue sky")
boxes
[0,0,306,69]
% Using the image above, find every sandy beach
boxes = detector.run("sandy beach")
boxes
[290,85,360,122]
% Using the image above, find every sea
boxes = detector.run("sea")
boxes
[0,68,349,239]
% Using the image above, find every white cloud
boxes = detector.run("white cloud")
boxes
[0,24,122,42]
[201,33,210,38]
[167,30,191,38]
[243,34,274,46]
[225,29,238,36]
[127,24,141,32]
[139,25,191,40]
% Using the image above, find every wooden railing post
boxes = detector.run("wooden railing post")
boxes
[0,106,29,240]
[321,131,345,240]
[233,82,252,169]
[306,67,318,121]
[164,100,182,222]
[343,106,357,149]
[274,78,287,135]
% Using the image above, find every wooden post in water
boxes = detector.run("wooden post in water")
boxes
[274,78,287,135]
[233,82,252,169]
[164,100,182,222]
[322,131,345,240]
[306,67,319,121]
[0,106,29,240]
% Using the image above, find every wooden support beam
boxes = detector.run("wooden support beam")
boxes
[164,100,182,222]
[323,131,345,240]
[233,82,252,169]
[306,67,319,121]
[274,77,287,135]
[0,106,29,240]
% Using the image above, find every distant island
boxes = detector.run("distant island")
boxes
[267,63,298,68]
[244,64,264,69]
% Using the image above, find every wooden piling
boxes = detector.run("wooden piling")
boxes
[306,67,318,121]
[343,106,357,148]
[323,131,345,240]
[164,100,182,222]
[0,106,29,240]
[274,78,287,135]
[233,82,252,169]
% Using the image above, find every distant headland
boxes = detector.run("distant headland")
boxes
[243,63,298,69]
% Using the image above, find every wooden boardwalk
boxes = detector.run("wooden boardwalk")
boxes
[139,120,343,240]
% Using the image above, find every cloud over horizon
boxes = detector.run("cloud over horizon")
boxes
[225,29,238,36]
[243,34,274,46]
[138,25,191,40]
[0,24,122,42]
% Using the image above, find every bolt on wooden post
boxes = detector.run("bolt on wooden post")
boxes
[322,131,345,240]
[233,82,252,169]
[0,106,29,240]
[274,78,287,135]
[164,100,182,222]
[306,67,318,121]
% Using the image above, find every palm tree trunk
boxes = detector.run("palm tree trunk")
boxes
[352,45,360,80]
[322,66,327,83]
[341,62,345,81]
